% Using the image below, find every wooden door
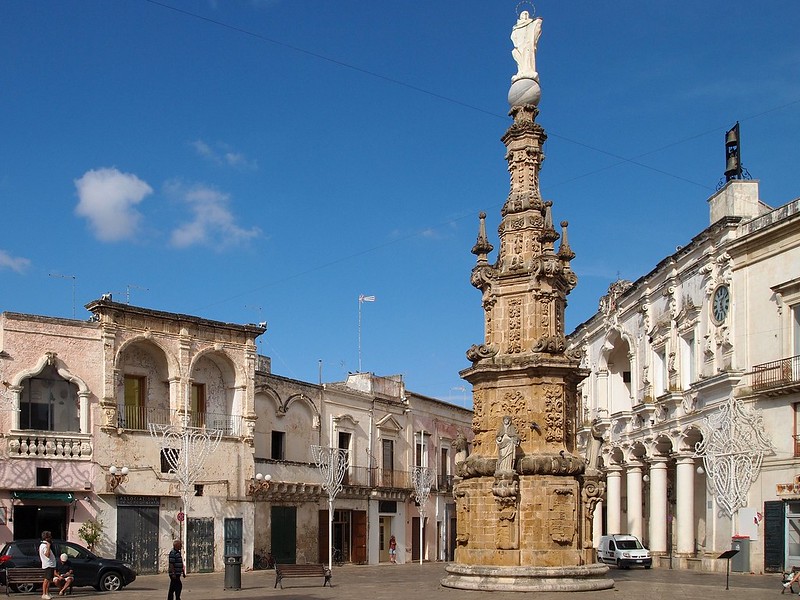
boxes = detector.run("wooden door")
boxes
[352,510,367,564]
[187,517,215,572]
[117,504,159,574]
[271,506,297,564]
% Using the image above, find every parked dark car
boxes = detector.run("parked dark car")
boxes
[0,539,136,592]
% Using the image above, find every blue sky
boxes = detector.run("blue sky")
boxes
[1,1,798,404]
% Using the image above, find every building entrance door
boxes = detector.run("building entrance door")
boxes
[187,517,215,573]
[379,517,391,563]
[116,500,159,574]
[271,506,297,564]
[13,506,67,540]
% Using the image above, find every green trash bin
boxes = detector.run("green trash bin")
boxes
[730,536,750,572]
[224,555,242,590]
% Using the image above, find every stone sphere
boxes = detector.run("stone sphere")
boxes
[508,78,541,107]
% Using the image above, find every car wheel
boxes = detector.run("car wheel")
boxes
[13,583,37,593]
[99,571,123,591]
[645,565,651,569]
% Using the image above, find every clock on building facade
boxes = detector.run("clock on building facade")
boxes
[712,285,730,324]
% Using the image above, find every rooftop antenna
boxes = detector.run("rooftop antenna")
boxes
[358,294,376,373]
[124,284,149,305]
[245,305,265,353]
[49,273,76,318]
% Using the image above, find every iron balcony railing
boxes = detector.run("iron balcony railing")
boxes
[116,405,243,436]
[437,474,454,492]
[751,354,800,392]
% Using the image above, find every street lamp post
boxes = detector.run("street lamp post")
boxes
[412,465,435,565]
[150,420,222,572]
[312,445,349,571]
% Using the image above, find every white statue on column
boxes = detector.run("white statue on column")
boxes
[511,11,543,83]
[508,11,543,107]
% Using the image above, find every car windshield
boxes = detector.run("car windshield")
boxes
[58,542,94,560]
[617,540,643,550]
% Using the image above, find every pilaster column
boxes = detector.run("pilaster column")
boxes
[606,465,622,535]
[79,391,91,433]
[593,499,604,547]
[626,462,643,540]
[648,458,668,554]
[675,455,696,555]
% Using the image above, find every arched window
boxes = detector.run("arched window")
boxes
[20,364,79,432]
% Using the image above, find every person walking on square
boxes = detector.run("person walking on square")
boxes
[167,539,186,600]
[39,530,56,600]
[389,535,397,564]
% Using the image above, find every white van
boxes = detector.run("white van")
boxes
[597,534,652,569]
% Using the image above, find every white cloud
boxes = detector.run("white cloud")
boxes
[74,168,153,242]
[167,181,261,249]
[191,139,258,170]
[0,250,31,273]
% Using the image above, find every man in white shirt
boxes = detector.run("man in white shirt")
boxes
[39,531,56,600]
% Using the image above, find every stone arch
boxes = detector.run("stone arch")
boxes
[189,348,239,420]
[285,392,319,418]
[597,325,638,415]
[114,335,179,380]
[256,384,282,415]
[115,337,174,429]
[10,352,90,432]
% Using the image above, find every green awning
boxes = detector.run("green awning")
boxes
[12,491,74,503]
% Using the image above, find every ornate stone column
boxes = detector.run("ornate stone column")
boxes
[605,465,622,535]
[647,459,668,554]
[625,462,643,540]
[675,455,696,556]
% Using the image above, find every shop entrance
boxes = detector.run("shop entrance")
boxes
[13,505,68,540]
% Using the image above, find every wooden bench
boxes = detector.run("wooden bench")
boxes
[274,563,331,589]
[4,568,45,596]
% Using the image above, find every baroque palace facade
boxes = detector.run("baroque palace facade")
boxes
[570,178,800,573]
[0,298,472,573]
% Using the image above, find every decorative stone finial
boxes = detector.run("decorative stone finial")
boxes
[471,212,494,262]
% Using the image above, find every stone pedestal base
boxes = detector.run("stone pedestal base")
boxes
[441,563,613,592]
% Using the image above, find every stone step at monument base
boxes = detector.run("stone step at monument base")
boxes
[441,563,614,592]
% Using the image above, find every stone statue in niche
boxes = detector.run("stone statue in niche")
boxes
[511,11,543,82]
[584,418,604,476]
[454,431,469,464]
[495,415,520,474]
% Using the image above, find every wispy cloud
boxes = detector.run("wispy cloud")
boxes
[166,181,261,249]
[74,168,153,242]
[0,250,31,273]
[191,139,258,171]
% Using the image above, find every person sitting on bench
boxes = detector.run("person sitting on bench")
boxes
[53,554,75,596]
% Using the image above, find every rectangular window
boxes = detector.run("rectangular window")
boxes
[337,432,352,485]
[793,305,800,357]
[654,349,667,396]
[381,439,394,487]
[123,375,146,429]
[440,447,449,477]
[36,467,51,487]
[271,431,285,460]
[680,336,696,390]
[415,433,428,468]
[161,448,179,473]
[795,404,800,458]
[191,383,206,427]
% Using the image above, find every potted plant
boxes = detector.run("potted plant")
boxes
[78,518,104,551]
